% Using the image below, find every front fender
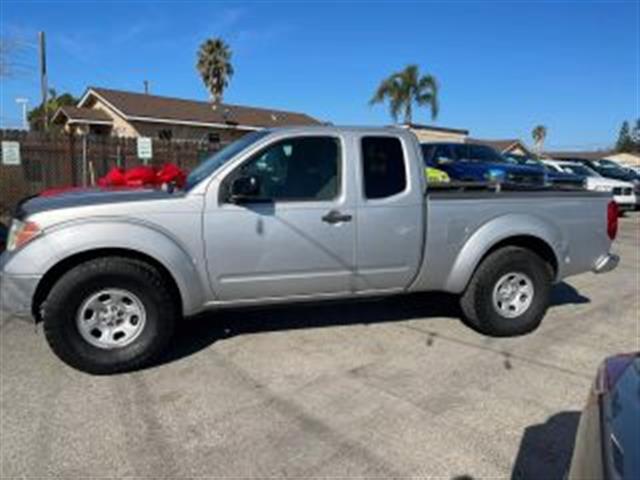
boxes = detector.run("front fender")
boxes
[445,213,564,293]
[2,218,207,316]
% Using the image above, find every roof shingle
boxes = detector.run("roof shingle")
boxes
[54,106,113,124]
[82,87,320,129]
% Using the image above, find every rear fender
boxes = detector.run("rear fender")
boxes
[445,213,564,293]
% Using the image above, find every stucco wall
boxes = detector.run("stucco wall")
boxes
[605,152,640,166]
[409,128,467,143]
[86,98,139,137]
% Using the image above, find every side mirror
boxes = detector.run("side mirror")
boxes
[229,175,261,203]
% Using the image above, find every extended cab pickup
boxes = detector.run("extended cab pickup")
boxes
[0,127,620,373]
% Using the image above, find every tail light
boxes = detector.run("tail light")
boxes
[607,201,618,240]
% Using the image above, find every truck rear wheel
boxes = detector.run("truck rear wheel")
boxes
[460,246,552,336]
[42,257,177,374]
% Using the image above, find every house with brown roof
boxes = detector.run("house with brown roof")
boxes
[52,87,321,143]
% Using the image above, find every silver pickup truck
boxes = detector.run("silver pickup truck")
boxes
[0,126,619,373]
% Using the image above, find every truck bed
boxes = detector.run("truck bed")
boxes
[410,188,612,293]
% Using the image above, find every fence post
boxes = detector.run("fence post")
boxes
[81,135,87,187]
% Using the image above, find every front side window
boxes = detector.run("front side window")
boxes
[185,130,270,191]
[235,136,340,201]
[361,136,407,199]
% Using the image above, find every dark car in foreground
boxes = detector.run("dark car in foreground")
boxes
[0,222,7,253]
[421,142,547,186]
[568,352,640,480]
[504,153,584,189]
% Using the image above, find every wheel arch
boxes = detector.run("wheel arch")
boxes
[33,248,183,322]
[445,214,563,293]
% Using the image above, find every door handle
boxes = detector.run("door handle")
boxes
[322,210,352,224]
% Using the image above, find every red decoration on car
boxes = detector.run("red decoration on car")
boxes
[39,163,187,197]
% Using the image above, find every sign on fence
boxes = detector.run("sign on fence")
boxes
[137,137,153,162]
[1,141,21,165]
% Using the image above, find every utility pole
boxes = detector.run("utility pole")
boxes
[39,31,48,131]
[15,97,29,130]
[144,80,149,94]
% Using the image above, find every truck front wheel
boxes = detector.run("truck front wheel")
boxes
[42,257,177,374]
[460,246,552,336]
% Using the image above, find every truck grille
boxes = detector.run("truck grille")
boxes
[613,187,632,196]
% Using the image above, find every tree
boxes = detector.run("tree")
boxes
[369,64,439,123]
[196,38,234,106]
[615,120,633,153]
[531,125,547,153]
[27,88,78,131]
[631,118,640,152]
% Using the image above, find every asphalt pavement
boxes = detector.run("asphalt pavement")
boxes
[1,214,638,479]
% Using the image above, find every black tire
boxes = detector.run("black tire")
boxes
[460,246,552,336]
[43,257,177,374]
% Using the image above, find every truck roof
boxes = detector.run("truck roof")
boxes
[263,125,417,137]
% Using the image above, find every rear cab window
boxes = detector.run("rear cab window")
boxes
[361,136,407,199]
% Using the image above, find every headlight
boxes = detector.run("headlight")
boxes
[6,219,41,252]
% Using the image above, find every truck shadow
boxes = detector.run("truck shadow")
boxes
[511,411,581,480]
[154,281,590,368]
[549,282,590,308]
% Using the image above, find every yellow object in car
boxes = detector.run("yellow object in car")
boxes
[425,167,450,183]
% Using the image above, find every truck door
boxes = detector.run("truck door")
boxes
[204,135,357,301]
[355,135,424,293]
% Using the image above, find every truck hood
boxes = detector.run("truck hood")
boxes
[16,188,181,219]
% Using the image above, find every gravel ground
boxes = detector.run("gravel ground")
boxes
[1,214,638,479]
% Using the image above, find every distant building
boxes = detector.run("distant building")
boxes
[400,123,469,143]
[52,87,321,143]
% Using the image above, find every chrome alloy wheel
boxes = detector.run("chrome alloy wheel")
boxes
[76,289,147,349]
[492,272,535,318]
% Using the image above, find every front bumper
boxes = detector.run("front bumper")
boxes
[592,253,620,274]
[0,271,40,322]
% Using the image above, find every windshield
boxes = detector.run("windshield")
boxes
[594,159,621,169]
[456,144,508,163]
[184,130,270,191]
[559,164,598,177]
[506,154,542,167]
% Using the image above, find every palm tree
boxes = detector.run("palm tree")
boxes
[532,125,547,153]
[196,38,234,106]
[369,64,439,123]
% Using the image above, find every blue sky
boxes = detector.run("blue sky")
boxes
[1,0,638,149]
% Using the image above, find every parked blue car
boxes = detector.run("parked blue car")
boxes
[421,142,547,186]
[504,152,585,188]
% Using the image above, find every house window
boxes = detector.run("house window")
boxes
[158,129,173,140]
[208,132,221,144]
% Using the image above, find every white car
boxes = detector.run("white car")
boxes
[544,160,637,211]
